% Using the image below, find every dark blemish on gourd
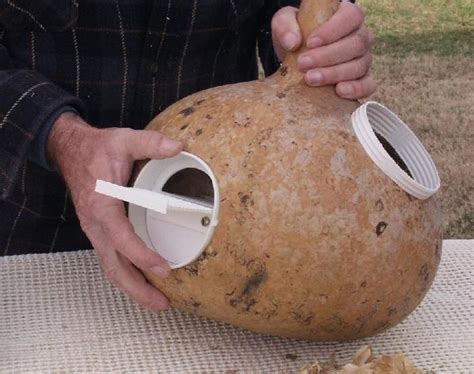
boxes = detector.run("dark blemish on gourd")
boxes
[238,192,251,206]
[360,281,367,288]
[243,299,257,312]
[331,314,349,328]
[180,124,188,130]
[280,66,288,76]
[276,92,286,99]
[184,250,216,277]
[195,99,205,105]
[184,298,201,309]
[179,107,194,117]
[242,270,267,297]
[292,311,313,325]
[291,140,297,146]
[375,199,384,212]
[285,354,298,361]
[195,128,203,136]
[406,192,416,202]
[245,299,257,312]
[376,221,388,236]
[338,130,350,140]
[226,288,236,297]
[205,114,212,120]
[419,263,429,281]
[184,265,199,276]
[229,265,267,312]
[387,307,397,316]
[229,294,258,312]
[237,217,246,225]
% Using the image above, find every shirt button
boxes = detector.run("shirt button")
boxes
[149,62,159,76]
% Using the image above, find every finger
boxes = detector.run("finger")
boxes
[117,129,183,161]
[336,74,377,99]
[298,26,371,71]
[271,6,302,59]
[307,1,365,48]
[96,245,170,313]
[97,202,172,278]
[304,52,372,87]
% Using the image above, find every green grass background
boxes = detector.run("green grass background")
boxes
[360,0,474,56]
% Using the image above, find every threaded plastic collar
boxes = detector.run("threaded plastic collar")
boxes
[352,101,440,199]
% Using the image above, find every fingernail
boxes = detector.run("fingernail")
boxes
[282,32,298,51]
[151,265,171,278]
[162,138,182,152]
[338,84,354,97]
[307,70,323,86]
[307,36,322,49]
[298,55,313,70]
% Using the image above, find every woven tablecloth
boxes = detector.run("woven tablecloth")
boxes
[1,240,473,373]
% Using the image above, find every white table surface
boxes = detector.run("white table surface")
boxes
[1,240,473,373]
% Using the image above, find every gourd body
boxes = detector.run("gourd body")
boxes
[140,74,443,341]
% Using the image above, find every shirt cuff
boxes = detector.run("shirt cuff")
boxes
[27,106,79,171]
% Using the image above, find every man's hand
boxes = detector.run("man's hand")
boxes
[48,112,183,313]
[271,1,376,99]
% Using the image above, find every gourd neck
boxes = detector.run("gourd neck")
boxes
[270,0,339,85]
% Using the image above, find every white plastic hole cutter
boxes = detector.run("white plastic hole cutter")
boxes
[95,152,220,269]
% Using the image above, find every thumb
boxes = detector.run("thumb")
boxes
[271,6,302,60]
[123,129,183,160]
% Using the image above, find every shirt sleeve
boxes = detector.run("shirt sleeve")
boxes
[0,37,85,199]
[27,106,79,171]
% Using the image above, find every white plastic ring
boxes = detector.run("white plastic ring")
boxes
[129,152,220,269]
[351,102,440,199]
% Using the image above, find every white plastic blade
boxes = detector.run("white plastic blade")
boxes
[95,180,212,215]
[160,192,213,214]
[95,180,168,213]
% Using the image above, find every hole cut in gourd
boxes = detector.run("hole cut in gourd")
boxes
[162,168,214,207]
[374,131,413,179]
[352,101,440,199]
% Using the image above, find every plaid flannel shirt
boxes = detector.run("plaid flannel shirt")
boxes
[0,0,300,255]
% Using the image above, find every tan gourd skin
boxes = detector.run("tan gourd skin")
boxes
[134,0,443,341]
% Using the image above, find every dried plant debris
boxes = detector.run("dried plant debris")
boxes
[299,346,432,374]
